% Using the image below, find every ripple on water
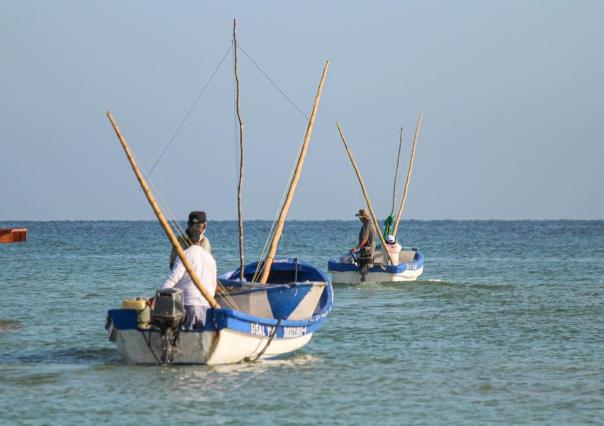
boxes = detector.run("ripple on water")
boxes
[0,320,22,332]
[0,347,119,366]
[0,371,63,386]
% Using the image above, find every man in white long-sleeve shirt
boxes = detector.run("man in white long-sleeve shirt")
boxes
[162,230,217,330]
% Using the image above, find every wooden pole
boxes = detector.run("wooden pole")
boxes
[390,127,404,215]
[106,111,220,309]
[336,122,391,265]
[393,112,423,238]
[258,61,329,284]
[233,19,245,281]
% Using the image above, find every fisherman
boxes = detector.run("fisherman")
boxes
[169,211,212,270]
[384,234,402,265]
[351,208,376,282]
[162,223,217,330]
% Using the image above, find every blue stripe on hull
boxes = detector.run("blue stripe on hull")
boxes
[108,257,334,340]
[327,250,425,273]
[107,306,328,339]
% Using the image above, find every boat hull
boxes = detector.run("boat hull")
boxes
[106,257,333,365]
[113,328,313,365]
[328,249,424,284]
[107,306,327,365]
[329,266,424,284]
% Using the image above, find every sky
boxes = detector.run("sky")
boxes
[1,1,603,221]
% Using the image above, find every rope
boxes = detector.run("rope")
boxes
[244,318,282,362]
[347,154,362,210]
[351,130,400,148]
[229,45,321,282]
[148,43,234,176]
[142,41,315,287]
[390,127,404,215]
[144,169,187,239]
[214,278,240,310]
[342,129,402,217]
[143,165,240,310]
[141,330,161,365]
[239,46,309,122]
[251,136,305,283]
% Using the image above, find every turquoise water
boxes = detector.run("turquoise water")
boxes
[1,220,603,424]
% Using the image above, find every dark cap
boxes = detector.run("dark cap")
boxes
[188,211,207,226]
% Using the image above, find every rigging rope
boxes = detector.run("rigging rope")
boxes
[148,43,234,177]
[347,156,362,210]
[141,161,240,310]
[390,127,404,215]
[142,41,319,287]
[118,47,241,309]
[344,129,403,219]
[239,46,309,122]
[351,130,400,148]
[251,135,305,283]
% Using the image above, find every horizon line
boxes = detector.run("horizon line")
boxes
[1,218,603,222]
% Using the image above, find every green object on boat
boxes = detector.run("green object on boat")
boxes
[383,214,394,237]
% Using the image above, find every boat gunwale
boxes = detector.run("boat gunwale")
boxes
[220,257,330,285]
[328,249,424,274]
[107,304,330,337]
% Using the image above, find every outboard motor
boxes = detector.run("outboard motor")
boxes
[151,288,185,365]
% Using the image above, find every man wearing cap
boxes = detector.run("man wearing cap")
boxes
[169,211,212,270]
[352,208,376,282]
[162,223,217,330]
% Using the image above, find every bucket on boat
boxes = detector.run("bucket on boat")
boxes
[122,298,151,329]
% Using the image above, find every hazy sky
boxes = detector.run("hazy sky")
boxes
[1,1,603,220]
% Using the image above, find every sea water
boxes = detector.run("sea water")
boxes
[0,220,602,425]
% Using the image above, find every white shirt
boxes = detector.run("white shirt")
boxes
[385,242,402,264]
[162,244,217,307]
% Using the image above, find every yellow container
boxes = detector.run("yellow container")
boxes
[138,306,151,327]
[122,298,147,310]
[122,298,151,329]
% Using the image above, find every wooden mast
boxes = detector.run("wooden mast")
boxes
[336,122,391,264]
[233,19,245,281]
[258,61,330,284]
[106,111,220,309]
[393,112,423,238]
[391,127,404,215]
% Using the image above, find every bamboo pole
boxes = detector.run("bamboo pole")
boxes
[258,61,329,284]
[233,19,245,281]
[393,112,423,238]
[390,127,404,215]
[336,122,391,264]
[106,111,219,309]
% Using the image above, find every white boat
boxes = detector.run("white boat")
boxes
[106,258,333,365]
[331,116,426,285]
[328,248,424,284]
[104,21,331,365]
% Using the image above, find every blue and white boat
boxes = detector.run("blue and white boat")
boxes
[106,258,333,365]
[328,248,424,284]
[105,26,332,365]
